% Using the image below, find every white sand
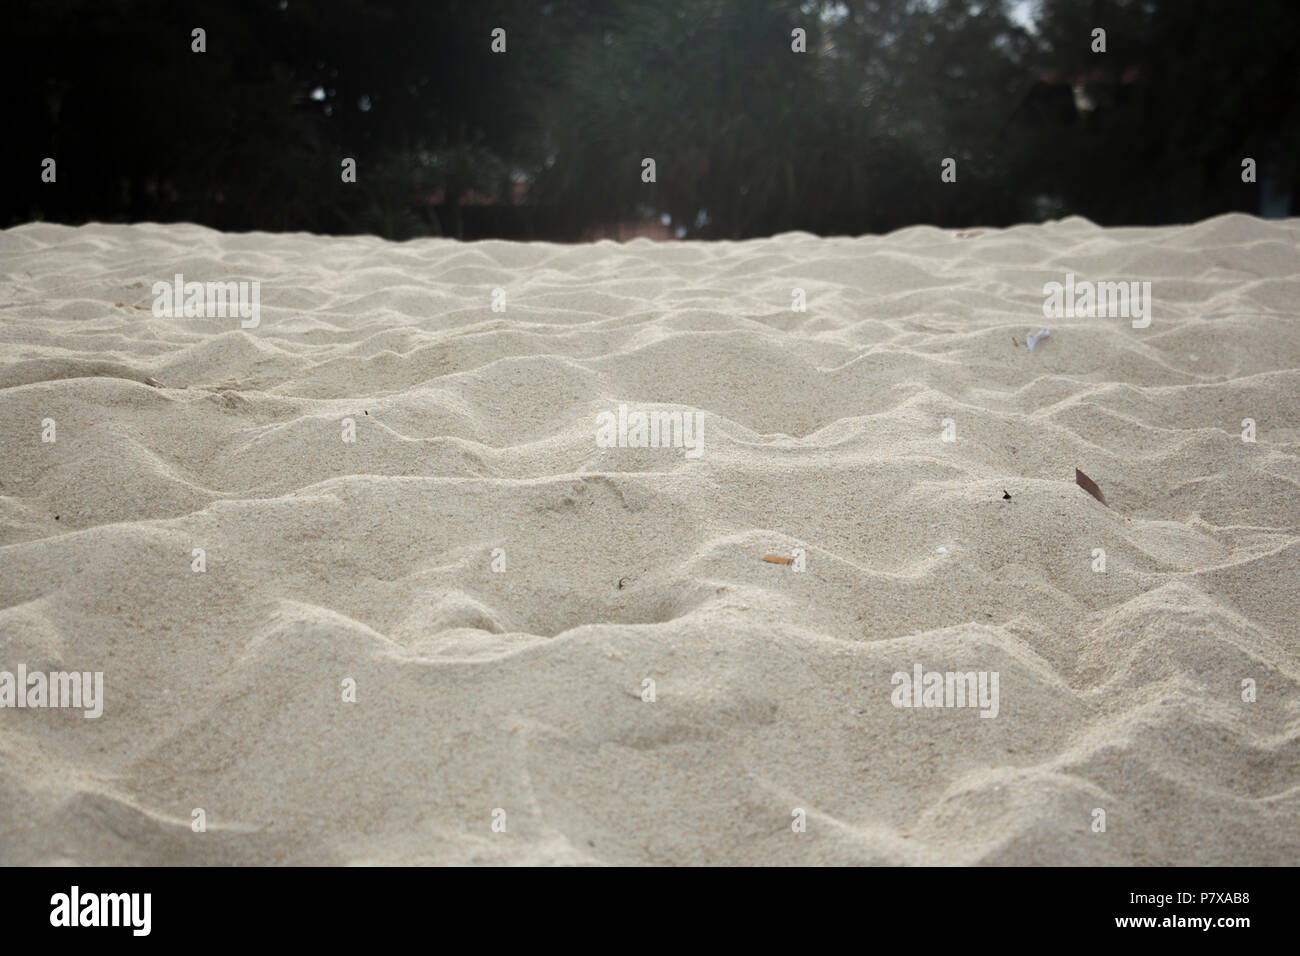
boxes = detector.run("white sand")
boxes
[0,215,1297,865]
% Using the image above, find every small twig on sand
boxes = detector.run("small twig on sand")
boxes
[144,376,187,390]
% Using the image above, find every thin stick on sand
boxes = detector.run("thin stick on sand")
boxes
[762,554,794,565]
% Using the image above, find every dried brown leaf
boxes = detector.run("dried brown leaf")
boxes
[1075,467,1107,506]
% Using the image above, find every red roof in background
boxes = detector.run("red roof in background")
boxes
[427,180,529,207]
[1038,65,1140,85]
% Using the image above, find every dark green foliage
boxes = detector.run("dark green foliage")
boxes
[4,0,1296,237]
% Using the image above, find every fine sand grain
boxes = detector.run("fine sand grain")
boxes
[0,215,1297,864]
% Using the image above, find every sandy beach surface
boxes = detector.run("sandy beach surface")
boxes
[0,214,1297,865]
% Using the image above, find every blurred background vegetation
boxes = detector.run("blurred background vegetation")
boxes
[5,0,1297,239]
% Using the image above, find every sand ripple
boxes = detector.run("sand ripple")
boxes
[1,215,1297,864]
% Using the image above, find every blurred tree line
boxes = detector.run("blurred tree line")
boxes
[4,0,1297,239]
